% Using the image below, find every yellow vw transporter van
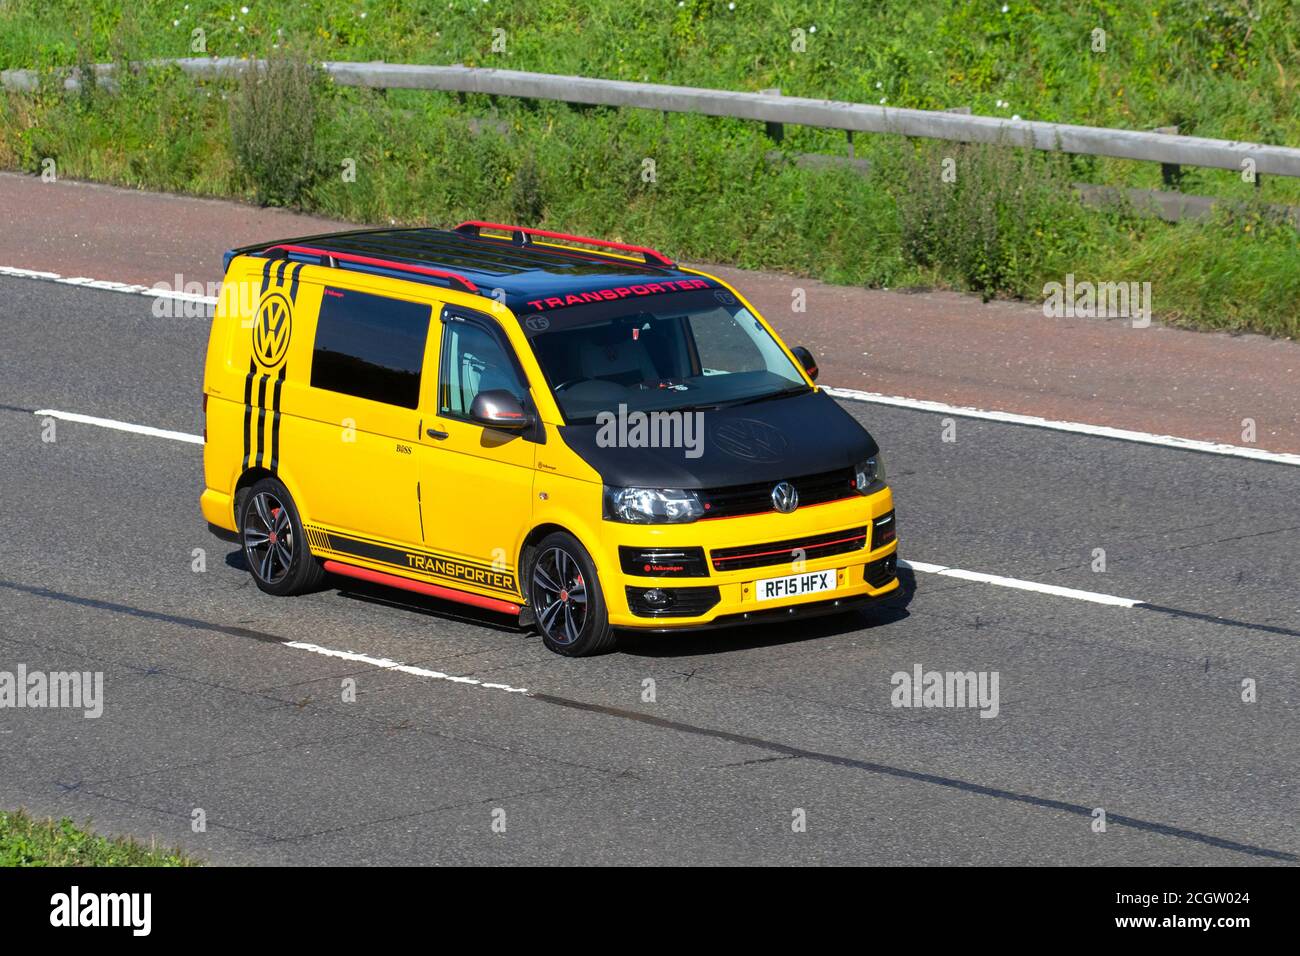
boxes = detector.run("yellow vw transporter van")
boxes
[202,222,900,655]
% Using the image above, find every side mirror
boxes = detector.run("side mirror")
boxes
[791,345,819,382]
[469,389,531,430]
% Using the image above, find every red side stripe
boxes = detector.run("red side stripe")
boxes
[323,560,520,616]
[714,532,867,565]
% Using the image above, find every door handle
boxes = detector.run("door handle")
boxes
[426,427,449,440]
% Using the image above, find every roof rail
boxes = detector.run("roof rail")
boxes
[263,243,480,293]
[454,221,675,268]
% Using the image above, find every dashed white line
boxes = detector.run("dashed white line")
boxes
[823,386,1300,467]
[4,264,1296,468]
[33,409,204,445]
[25,408,1149,613]
[283,641,529,694]
[898,559,1140,607]
[0,264,217,304]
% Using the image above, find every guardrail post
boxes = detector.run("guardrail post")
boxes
[761,88,783,143]
[1155,126,1182,188]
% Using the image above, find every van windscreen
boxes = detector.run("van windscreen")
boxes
[520,288,808,425]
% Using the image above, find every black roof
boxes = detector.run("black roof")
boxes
[230,225,709,312]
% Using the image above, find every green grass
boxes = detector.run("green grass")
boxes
[0,809,199,866]
[0,1,1296,338]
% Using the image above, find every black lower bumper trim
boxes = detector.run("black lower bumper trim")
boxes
[623,582,903,634]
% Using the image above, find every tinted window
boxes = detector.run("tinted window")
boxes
[311,287,431,409]
[522,290,806,424]
[439,316,528,419]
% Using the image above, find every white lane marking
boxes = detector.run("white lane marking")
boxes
[283,640,530,694]
[33,409,203,445]
[0,264,219,304]
[33,407,1147,613]
[824,386,1300,467]
[6,264,1298,467]
[898,559,1140,608]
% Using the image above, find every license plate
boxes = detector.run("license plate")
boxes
[755,569,837,602]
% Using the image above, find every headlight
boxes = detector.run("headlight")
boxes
[853,454,886,492]
[603,486,706,524]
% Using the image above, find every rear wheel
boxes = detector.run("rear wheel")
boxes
[239,477,325,596]
[528,532,615,656]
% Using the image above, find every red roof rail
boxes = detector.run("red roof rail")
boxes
[265,244,480,293]
[454,221,675,268]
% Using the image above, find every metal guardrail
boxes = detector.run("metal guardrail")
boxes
[5,57,1300,178]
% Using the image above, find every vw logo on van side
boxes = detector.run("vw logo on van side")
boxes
[252,291,293,370]
[771,480,799,514]
[713,419,787,463]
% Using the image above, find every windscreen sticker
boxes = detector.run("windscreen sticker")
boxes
[523,277,713,311]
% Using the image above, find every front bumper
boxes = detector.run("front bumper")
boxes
[597,486,900,629]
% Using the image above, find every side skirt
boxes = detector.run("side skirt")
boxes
[322,560,522,617]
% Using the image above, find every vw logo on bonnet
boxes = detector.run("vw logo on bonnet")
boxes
[770,480,799,514]
[712,419,787,463]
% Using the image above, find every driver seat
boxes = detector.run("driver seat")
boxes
[577,328,658,387]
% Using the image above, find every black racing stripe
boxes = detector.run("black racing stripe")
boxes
[275,257,290,287]
[323,528,510,574]
[241,358,255,469]
[318,532,518,594]
[254,373,269,468]
[270,364,286,470]
[244,259,276,469]
[288,261,303,302]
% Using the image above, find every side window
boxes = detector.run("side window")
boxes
[439,315,528,419]
[311,287,432,409]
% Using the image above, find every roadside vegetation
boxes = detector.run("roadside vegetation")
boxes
[0,809,198,866]
[0,1,1296,337]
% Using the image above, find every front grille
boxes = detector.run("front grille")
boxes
[864,553,898,588]
[699,467,857,519]
[711,526,868,572]
[625,585,721,618]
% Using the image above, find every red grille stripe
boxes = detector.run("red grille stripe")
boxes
[713,532,866,566]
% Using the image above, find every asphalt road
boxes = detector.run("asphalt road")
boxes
[1,274,1297,865]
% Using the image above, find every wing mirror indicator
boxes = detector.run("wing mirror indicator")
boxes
[470,389,533,430]
[791,345,819,381]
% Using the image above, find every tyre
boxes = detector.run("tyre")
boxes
[239,477,325,596]
[528,531,616,656]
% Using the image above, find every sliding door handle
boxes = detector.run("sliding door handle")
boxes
[426,427,449,440]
